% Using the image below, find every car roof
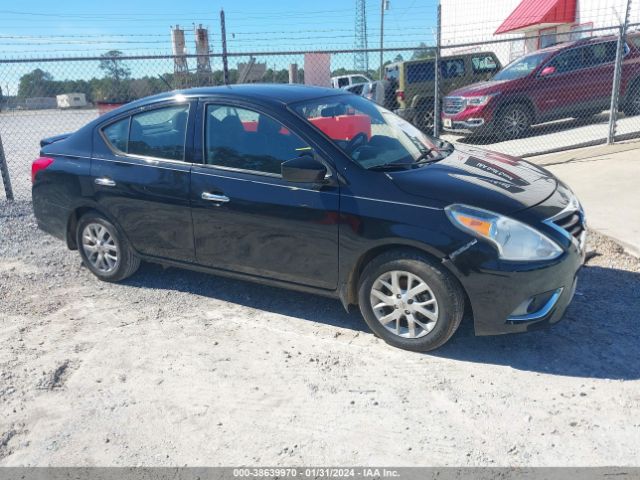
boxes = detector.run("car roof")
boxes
[92,83,350,125]
[126,83,348,109]
[530,33,623,56]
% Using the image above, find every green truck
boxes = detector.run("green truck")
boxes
[384,52,502,131]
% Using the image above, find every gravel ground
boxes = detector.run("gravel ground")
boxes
[0,201,639,466]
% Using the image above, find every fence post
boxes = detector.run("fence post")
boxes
[220,9,230,85]
[607,0,632,144]
[0,132,14,201]
[433,2,442,138]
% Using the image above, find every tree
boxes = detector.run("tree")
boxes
[411,42,434,60]
[18,69,54,98]
[99,50,131,82]
[394,54,404,62]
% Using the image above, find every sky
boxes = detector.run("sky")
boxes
[0,1,437,55]
[0,0,437,93]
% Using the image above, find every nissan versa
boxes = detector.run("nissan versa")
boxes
[32,85,586,351]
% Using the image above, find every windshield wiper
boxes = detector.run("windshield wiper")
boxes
[367,147,450,171]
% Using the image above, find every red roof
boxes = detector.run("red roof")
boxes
[495,0,576,34]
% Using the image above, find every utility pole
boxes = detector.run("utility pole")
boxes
[433,2,442,138]
[379,0,389,80]
[607,0,632,144]
[220,9,230,85]
[354,0,369,72]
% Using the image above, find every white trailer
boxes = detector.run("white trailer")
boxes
[56,93,87,109]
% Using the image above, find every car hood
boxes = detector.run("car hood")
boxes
[388,146,558,215]
[447,80,510,97]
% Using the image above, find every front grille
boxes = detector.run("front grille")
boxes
[552,209,585,241]
[444,96,465,115]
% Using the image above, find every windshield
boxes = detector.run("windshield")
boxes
[493,52,549,81]
[290,94,449,170]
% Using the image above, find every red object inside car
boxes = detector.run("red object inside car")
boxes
[308,114,371,141]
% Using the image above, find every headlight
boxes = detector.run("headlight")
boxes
[465,93,499,107]
[445,204,563,261]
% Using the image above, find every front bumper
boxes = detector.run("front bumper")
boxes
[442,118,488,134]
[444,234,585,336]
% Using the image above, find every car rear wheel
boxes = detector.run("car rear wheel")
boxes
[358,250,464,352]
[497,104,531,140]
[76,213,140,282]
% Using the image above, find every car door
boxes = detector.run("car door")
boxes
[579,41,621,110]
[190,100,340,290]
[531,46,593,120]
[91,100,196,262]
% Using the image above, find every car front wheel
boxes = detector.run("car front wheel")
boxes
[76,213,140,282]
[497,104,531,140]
[358,250,465,352]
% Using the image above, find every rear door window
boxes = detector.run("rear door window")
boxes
[128,104,189,161]
[441,58,466,79]
[583,41,618,66]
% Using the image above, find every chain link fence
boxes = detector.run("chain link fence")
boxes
[1,22,640,202]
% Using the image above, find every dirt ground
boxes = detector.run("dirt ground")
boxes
[1,201,639,466]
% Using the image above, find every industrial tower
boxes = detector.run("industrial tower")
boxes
[194,24,212,73]
[171,25,189,74]
[354,0,369,72]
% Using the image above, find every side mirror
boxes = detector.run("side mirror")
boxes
[282,156,327,183]
[540,65,556,77]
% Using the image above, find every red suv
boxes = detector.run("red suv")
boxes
[442,35,640,139]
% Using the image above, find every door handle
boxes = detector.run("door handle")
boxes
[94,177,116,187]
[201,192,230,203]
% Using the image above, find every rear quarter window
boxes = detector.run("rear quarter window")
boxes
[406,62,435,84]
[102,117,129,153]
[471,55,499,74]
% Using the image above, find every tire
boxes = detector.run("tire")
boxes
[497,103,531,140]
[624,82,640,116]
[416,101,435,133]
[76,212,140,282]
[357,250,465,352]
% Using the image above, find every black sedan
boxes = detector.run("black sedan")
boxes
[32,84,586,351]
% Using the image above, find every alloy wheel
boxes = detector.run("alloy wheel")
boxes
[502,108,529,138]
[81,223,119,274]
[422,109,435,130]
[369,270,439,339]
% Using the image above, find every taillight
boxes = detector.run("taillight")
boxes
[32,157,54,184]
[396,90,405,101]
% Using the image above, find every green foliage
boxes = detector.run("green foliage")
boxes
[15,51,309,104]
[99,50,131,82]
[411,42,435,60]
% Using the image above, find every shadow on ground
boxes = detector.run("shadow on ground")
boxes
[454,113,610,146]
[124,262,639,381]
[124,262,365,332]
